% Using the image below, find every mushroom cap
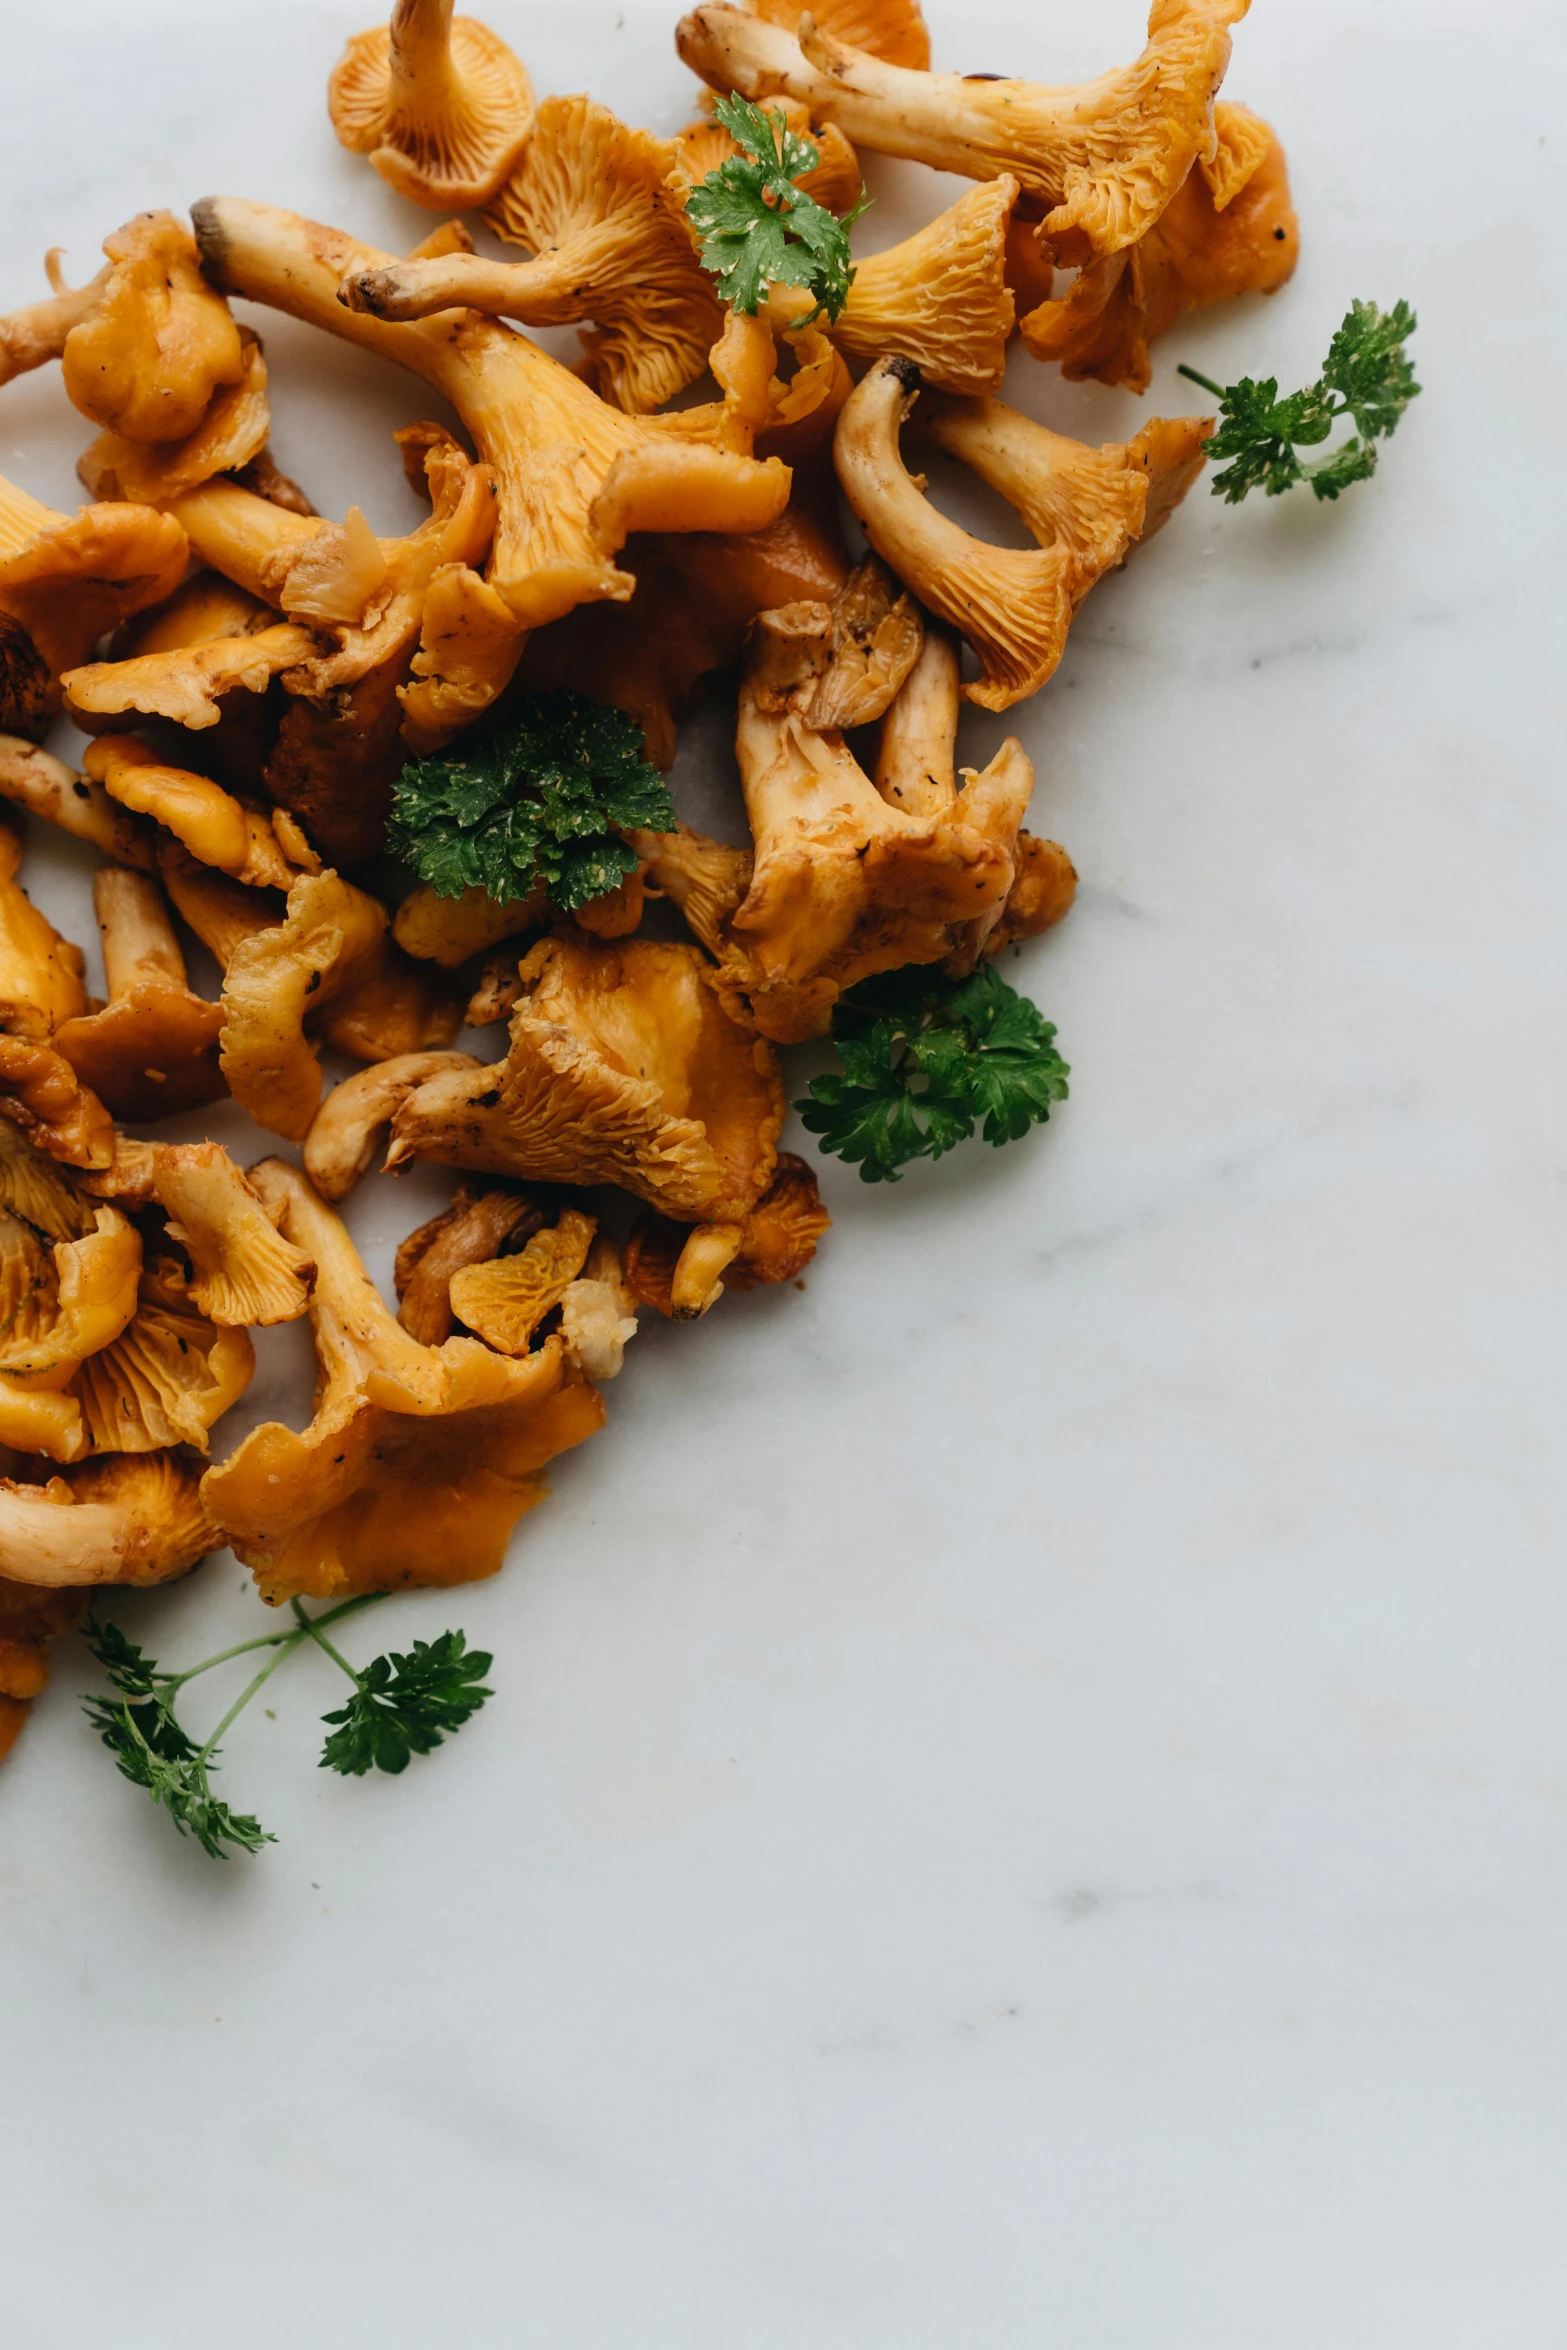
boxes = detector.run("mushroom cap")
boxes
[448,1209,596,1355]
[0,485,189,688]
[86,1137,316,1327]
[751,0,930,68]
[394,1182,545,1345]
[0,1447,218,1589]
[60,211,246,443]
[806,553,923,730]
[54,987,227,1125]
[0,1040,115,1168]
[63,623,318,733]
[328,3,536,210]
[0,816,89,1039]
[832,178,1017,398]
[83,735,301,892]
[70,1268,254,1454]
[76,328,270,506]
[386,933,786,1225]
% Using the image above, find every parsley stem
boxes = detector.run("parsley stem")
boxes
[1176,362,1226,399]
[195,1635,305,1768]
[164,1629,295,1687]
[290,1597,363,1686]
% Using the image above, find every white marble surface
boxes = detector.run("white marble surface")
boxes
[2,1,1565,2342]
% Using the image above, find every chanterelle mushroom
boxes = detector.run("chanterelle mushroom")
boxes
[747,0,930,68]
[328,0,536,210]
[76,327,271,508]
[82,737,303,892]
[202,1161,605,1602]
[53,869,227,1124]
[623,1150,830,1318]
[191,198,791,739]
[0,1450,218,1590]
[0,475,187,741]
[393,1179,545,1343]
[633,602,1030,1041]
[342,95,726,419]
[304,1051,484,1203]
[0,212,245,441]
[384,931,785,1235]
[678,0,1249,266]
[0,1041,115,1169]
[0,1175,142,1465]
[1017,102,1298,390]
[84,1138,315,1327]
[0,818,88,1041]
[833,358,1208,710]
[218,870,389,1141]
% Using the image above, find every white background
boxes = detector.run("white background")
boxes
[2,2,1565,2344]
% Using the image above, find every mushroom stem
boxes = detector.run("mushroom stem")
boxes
[0,735,156,869]
[96,868,188,999]
[873,623,959,817]
[388,0,463,117]
[158,846,280,972]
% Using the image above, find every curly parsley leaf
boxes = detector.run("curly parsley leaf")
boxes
[83,1685,273,1859]
[797,962,1069,1183]
[685,94,867,324]
[1178,299,1420,503]
[319,1632,494,1778]
[388,691,676,915]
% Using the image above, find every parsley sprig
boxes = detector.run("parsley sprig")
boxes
[797,962,1069,1183]
[82,1599,493,1858]
[685,95,867,324]
[388,691,676,915]
[1178,299,1420,503]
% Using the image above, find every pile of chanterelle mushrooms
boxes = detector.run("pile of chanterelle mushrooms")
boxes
[0,0,1295,1762]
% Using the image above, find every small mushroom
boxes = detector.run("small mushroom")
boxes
[0,475,187,741]
[218,870,389,1141]
[384,932,785,1224]
[342,94,725,417]
[806,552,924,730]
[0,734,156,869]
[624,1151,830,1316]
[82,737,302,890]
[393,882,545,969]
[85,1138,315,1327]
[0,817,89,1040]
[818,177,1018,397]
[53,868,228,1123]
[677,0,1248,266]
[448,1208,597,1355]
[834,359,1206,710]
[75,326,271,505]
[394,1181,545,1344]
[0,212,245,441]
[201,1160,605,1603]
[69,1261,254,1456]
[328,0,536,211]
[557,1234,639,1381]
[0,1042,115,1169]
[0,1449,219,1590]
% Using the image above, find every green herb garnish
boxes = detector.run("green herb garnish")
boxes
[1178,298,1420,503]
[684,94,867,324]
[387,690,675,914]
[797,961,1069,1183]
[82,1599,493,1858]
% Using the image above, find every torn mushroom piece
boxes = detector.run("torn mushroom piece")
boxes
[0,1577,88,1766]
[558,1234,639,1381]
[201,1161,605,1603]
[0,1449,218,1589]
[75,327,271,507]
[343,95,726,419]
[624,1152,830,1318]
[385,932,785,1232]
[1017,103,1298,390]
[0,211,245,441]
[191,198,793,743]
[328,0,535,210]
[0,817,89,1041]
[84,1138,314,1327]
[0,1042,115,1170]
[0,734,155,869]
[834,359,1207,710]
[0,476,187,742]
[394,1180,545,1343]
[53,869,227,1124]
[806,552,923,729]
[83,736,304,891]
[632,602,1031,1041]
[678,0,1248,266]
[447,1207,597,1355]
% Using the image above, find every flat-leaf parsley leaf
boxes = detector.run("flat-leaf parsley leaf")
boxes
[387,690,676,915]
[318,1631,494,1777]
[685,94,867,324]
[1178,298,1420,503]
[797,962,1069,1183]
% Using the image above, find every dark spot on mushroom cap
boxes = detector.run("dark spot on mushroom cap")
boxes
[1274,226,1286,240]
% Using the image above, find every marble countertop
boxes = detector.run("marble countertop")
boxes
[3,2,1564,2343]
